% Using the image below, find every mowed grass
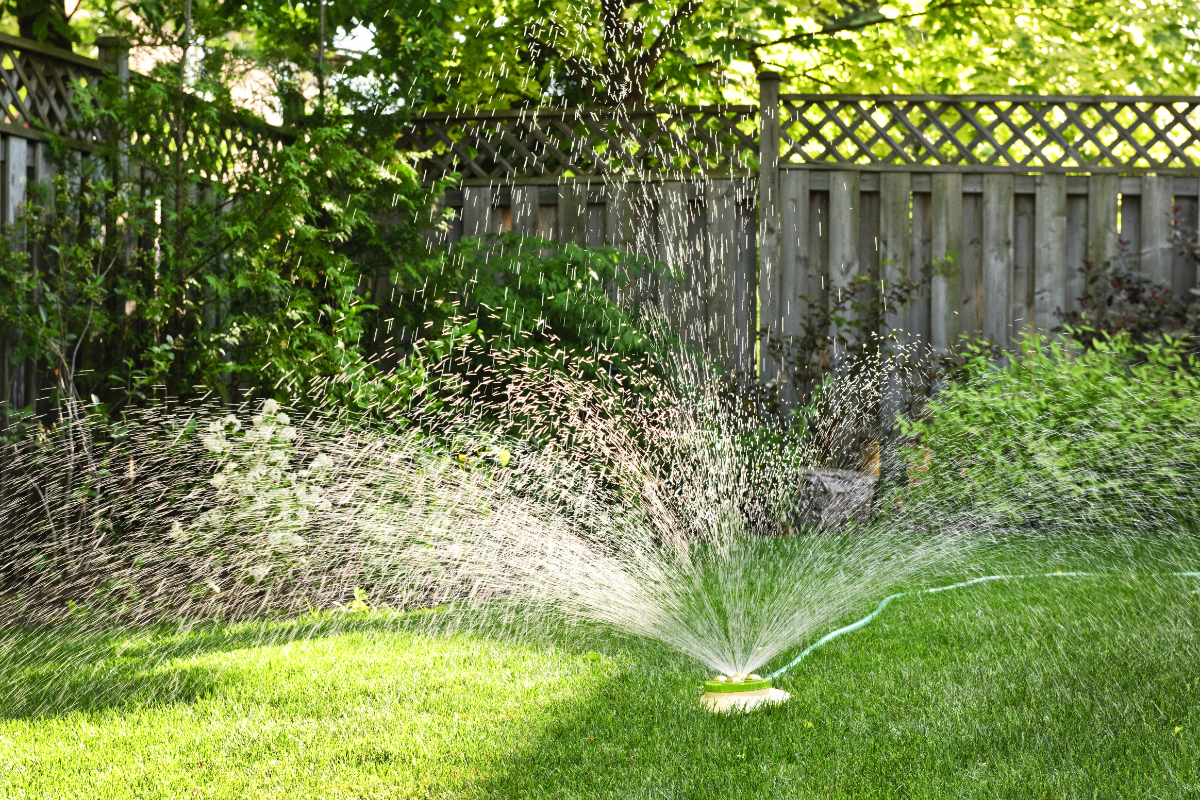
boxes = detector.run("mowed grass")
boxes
[2,538,1199,799]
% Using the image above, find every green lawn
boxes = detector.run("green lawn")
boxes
[2,536,1199,799]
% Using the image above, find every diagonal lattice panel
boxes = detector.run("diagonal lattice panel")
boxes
[401,106,758,181]
[779,95,1200,170]
[0,40,104,145]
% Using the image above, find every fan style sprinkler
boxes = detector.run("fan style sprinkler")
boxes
[701,673,790,712]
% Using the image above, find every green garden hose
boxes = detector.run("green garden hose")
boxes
[765,571,1200,683]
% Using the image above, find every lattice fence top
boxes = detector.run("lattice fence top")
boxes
[130,94,291,185]
[0,32,108,146]
[401,106,758,181]
[781,95,1200,172]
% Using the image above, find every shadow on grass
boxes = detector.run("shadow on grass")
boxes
[463,638,810,799]
[0,603,623,722]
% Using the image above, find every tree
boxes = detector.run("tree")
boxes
[3,0,76,49]
[440,0,1200,108]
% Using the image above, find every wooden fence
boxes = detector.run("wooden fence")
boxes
[403,75,1200,384]
[0,32,117,412]
[0,33,291,415]
[7,36,1200,404]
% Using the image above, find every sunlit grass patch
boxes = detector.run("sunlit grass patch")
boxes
[2,541,1198,799]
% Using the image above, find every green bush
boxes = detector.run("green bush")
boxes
[894,330,1200,533]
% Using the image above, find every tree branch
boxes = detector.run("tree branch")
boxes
[632,0,705,86]
[752,0,969,51]
[525,30,599,89]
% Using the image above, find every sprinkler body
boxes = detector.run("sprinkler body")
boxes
[701,676,790,712]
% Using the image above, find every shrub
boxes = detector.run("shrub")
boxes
[892,330,1200,533]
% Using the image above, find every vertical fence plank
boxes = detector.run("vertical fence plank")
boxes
[537,202,557,241]
[586,203,605,249]
[1034,174,1067,332]
[931,173,963,353]
[779,169,810,396]
[1119,191,1140,269]
[809,190,829,315]
[910,191,932,350]
[623,183,660,310]
[1141,175,1174,285]
[4,136,29,412]
[758,73,782,382]
[1087,175,1119,273]
[603,182,630,303]
[707,179,739,371]
[1012,194,1035,335]
[735,183,758,374]
[982,173,1014,346]
[961,191,983,339]
[0,136,8,416]
[1065,195,1088,313]
[878,171,910,485]
[657,181,688,330]
[4,136,27,227]
[1172,195,1198,297]
[461,185,492,238]
[879,172,911,342]
[511,184,539,237]
[858,188,880,292]
[828,171,860,355]
[604,182,626,249]
[558,181,588,246]
[682,192,708,355]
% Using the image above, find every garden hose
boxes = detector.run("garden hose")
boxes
[765,571,1200,684]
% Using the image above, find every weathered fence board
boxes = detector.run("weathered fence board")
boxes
[961,191,983,338]
[909,190,932,350]
[829,170,860,355]
[1033,174,1067,332]
[930,172,962,353]
[1087,175,1119,275]
[879,171,910,346]
[1141,175,1174,284]
[1013,193,1035,335]
[779,168,809,377]
[982,174,1015,346]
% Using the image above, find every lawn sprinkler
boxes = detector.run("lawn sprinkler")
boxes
[701,674,790,712]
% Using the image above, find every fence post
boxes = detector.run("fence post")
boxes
[1141,175,1174,286]
[96,36,129,176]
[757,72,781,384]
[96,36,130,93]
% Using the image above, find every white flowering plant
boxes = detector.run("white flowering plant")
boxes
[173,399,332,590]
